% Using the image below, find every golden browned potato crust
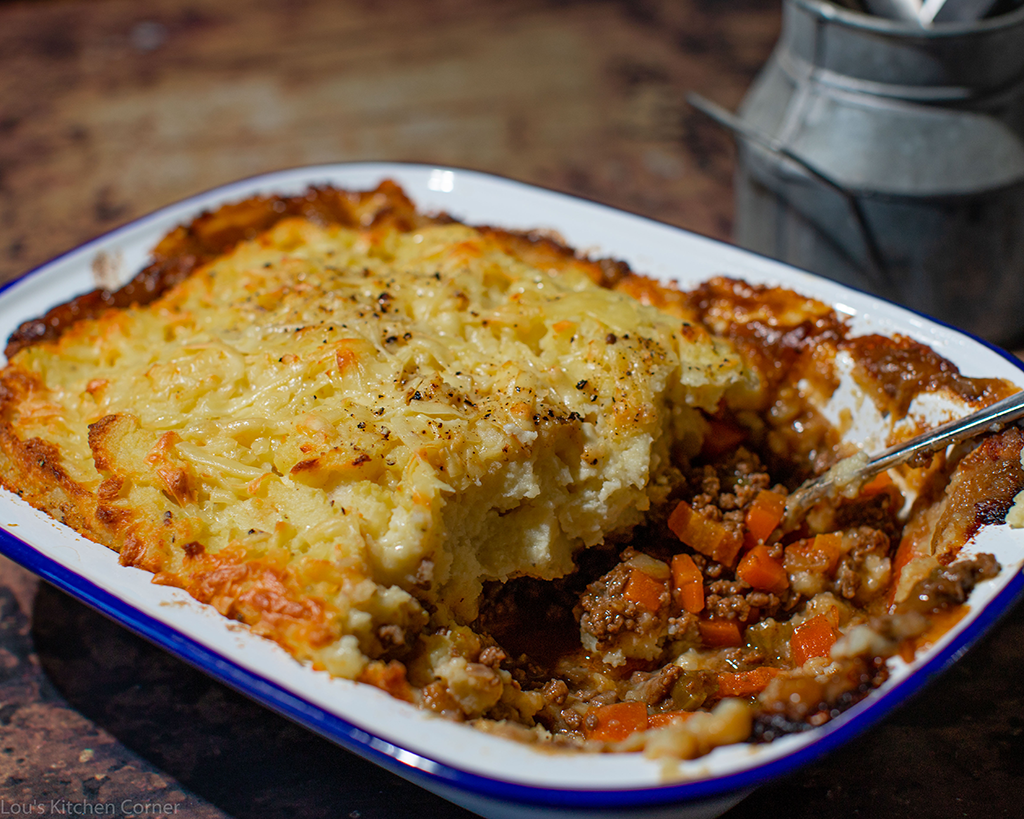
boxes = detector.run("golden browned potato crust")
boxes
[5,181,439,358]
[0,180,749,685]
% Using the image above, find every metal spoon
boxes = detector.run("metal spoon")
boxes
[782,389,1024,529]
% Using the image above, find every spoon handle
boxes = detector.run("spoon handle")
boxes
[870,389,1024,472]
[783,389,1024,526]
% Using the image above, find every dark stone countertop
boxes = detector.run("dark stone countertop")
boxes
[2,1,1023,816]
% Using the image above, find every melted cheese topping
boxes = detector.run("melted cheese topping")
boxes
[6,216,749,675]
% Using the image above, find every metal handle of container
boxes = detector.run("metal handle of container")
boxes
[687,92,892,293]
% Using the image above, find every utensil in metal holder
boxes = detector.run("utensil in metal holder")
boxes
[720,0,1024,346]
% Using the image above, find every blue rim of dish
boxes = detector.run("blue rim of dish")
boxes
[2,162,1024,812]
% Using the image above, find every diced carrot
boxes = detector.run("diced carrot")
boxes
[670,553,705,614]
[357,660,415,703]
[648,710,696,729]
[744,489,786,547]
[886,532,918,611]
[784,532,843,576]
[891,533,916,580]
[667,501,744,567]
[736,544,789,594]
[717,667,781,698]
[625,569,666,612]
[813,533,843,571]
[700,416,748,459]
[666,500,691,539]
[699,619,744,647]
[791,614,838,666]
[860,471,893,497]
[586,701,649,742]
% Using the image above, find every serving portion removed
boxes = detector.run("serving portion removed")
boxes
[1,165,1023,817]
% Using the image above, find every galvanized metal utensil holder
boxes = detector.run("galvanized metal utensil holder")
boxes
[732,0,1024,345]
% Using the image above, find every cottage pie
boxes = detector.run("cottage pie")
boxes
[1,182,1018,758]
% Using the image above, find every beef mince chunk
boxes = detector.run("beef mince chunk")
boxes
[704,579,784,622]
[541,678,569,706]
[627,664,687,706]
[834,488,903,540]
[690,551,727,581]
[577,552,671,661]
[898,553,1001,614]
[834,526,893,603]
[687,447,775,514]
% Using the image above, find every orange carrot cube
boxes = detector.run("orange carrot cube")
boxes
[736,544,789,594]
[668,501,743,567]
[586,702,649,742]
[744,489,786,546]
[791,613,838,666]
[784,532,842,576]
[648,710,696,729]
[860,471,893,497]
[670,553,705,614]
[717,667,781,698]
[698,619,744,647]
[624,569,666,612]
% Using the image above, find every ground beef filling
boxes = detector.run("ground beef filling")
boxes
[468,436,1001,747]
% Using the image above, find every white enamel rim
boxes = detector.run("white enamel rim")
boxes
[1,163,1022,816]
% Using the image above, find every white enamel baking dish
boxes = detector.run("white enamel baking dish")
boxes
[1,163,1022,819]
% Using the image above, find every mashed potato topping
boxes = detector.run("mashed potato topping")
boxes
[0,183,748,679]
